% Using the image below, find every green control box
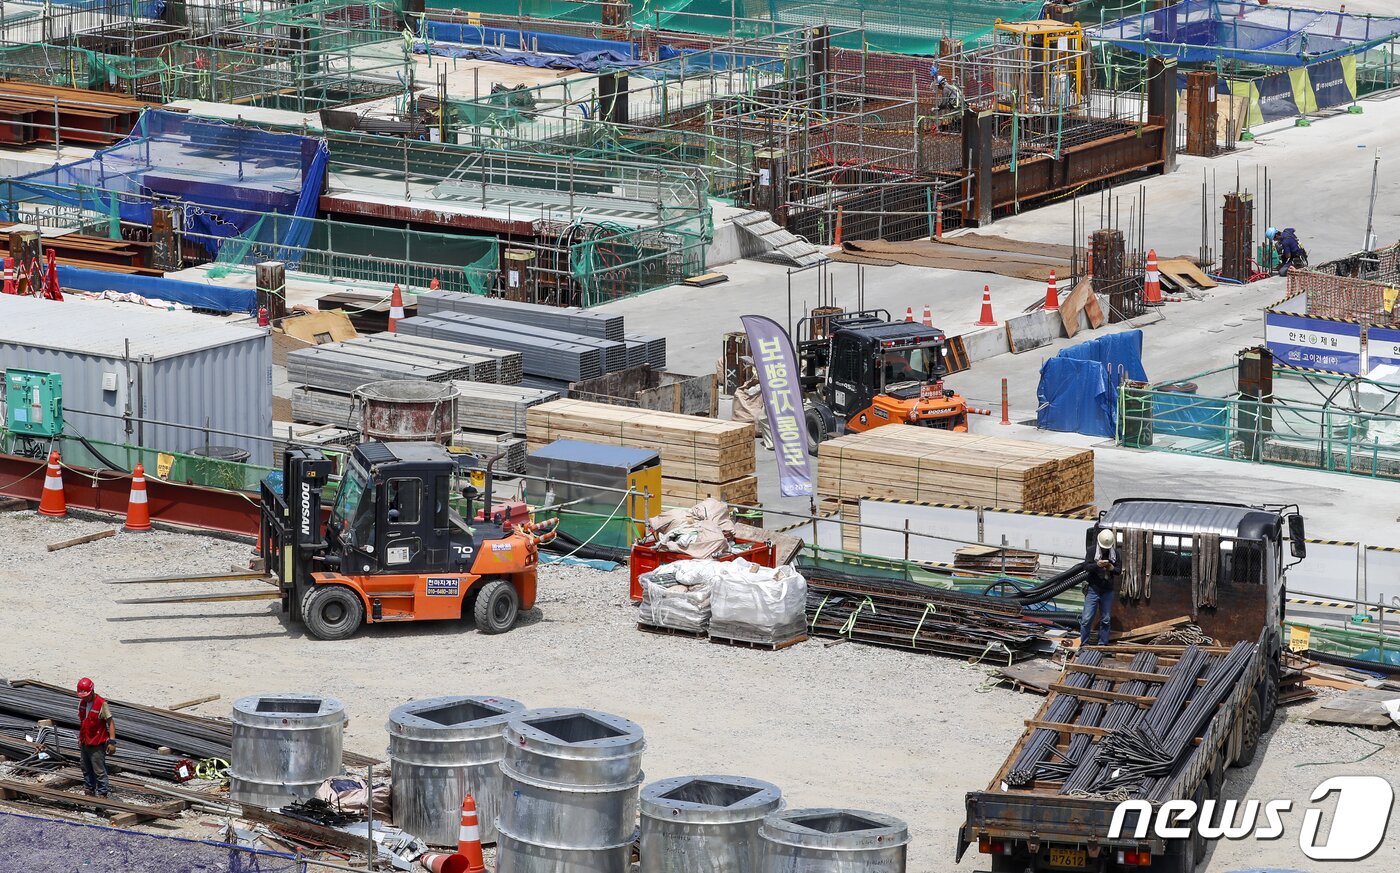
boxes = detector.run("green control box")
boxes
[5,369,63,438]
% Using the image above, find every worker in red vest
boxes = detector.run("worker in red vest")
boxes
[76,678,116,797]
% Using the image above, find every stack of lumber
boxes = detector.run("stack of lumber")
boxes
[818,427,1093,550]
[954,545,1039,577]
[527,399,756,506]
[451,432,528,473]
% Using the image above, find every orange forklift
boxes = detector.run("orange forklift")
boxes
[261,441,555,640]
[798,310,981,444]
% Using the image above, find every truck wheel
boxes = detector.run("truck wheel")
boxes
[1232,690,1261,768]
[1261,653,1281,731]
[473,579,519,634]
[302,585,365,641]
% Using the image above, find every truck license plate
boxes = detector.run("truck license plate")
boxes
[1049,848,1087,868]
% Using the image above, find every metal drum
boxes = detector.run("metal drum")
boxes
[230,694,346,808]
[640,775,783,873]
[760,808,910,873]
[496,707,646,873]
[387,695,525,847]
[355,380,458,445]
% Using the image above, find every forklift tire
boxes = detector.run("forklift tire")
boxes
[301,585,365,641]
[473,579,519,634]
[805,406,830,451]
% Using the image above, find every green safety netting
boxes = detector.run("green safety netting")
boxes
[427,0,1043,53]
[1287,620,1400,669]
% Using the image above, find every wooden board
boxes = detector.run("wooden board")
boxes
[282,310,358,344]
[1303,687,1400,727]
[1059,279,1093,339]
[994,659,1064,694]
[1157,258,1218,290]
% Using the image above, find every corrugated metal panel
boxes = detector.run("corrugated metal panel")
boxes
[1101,500,1267,539]
[0,294,261,361]
[0,297,272,466]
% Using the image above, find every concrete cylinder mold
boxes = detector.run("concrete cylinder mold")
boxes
[640,774,783,873]
[496,707,646,873]
[760,808,910,873]
[230,693,346,808]
[386,694,525,846]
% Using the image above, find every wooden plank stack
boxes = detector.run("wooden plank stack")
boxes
[817,427,1094,552]
[526,399,757,507]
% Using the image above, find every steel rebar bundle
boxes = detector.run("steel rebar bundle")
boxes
[1005,650,1104,786]
[1033,677,1112,781]
[1058,651,1161,795]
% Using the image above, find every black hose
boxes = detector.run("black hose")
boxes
[1303,648,1400,677]
[69,433,126,473]
[543,528,630,563]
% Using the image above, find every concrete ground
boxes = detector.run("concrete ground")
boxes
[0,512,1394,873]
[599,89,1400,545]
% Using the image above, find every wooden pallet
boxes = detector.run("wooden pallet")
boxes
[709,632,808,651]
[637,622,706,639]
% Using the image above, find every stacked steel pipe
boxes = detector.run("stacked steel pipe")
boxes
[1006,650,1104,786]
[1058,651,1162,795]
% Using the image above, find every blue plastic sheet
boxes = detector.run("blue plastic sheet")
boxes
[422,21,637,58]
[1037,330,1148,438]
[1154,390,1229,439]
[413,42,640,71]
[59,264,256,314]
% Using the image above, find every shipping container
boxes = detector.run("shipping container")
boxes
[0,295,273,465]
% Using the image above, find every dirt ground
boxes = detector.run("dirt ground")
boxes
[0,512,1395,872]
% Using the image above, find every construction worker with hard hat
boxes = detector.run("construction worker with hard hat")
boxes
[1079,529,1122,647]
[76,678,116,798]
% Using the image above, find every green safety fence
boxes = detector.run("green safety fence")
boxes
[428,0,1042,54]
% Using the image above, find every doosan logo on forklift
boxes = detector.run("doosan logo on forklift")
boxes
[299,481,313,538]
[1108,775,1394,861]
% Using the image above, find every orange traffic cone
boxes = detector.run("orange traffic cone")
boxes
[1144,248,1163,305]
[458,795,485,872]
[975,286,997,326]
[388,284,405,333]
[429,276,440,291]
[1044,270,1060,311]
[420,853,469,873]
[904,306,914,322]
[125,463,152,532]
[38,451,66,517]
[833,206,844,246]
[921,305,933,327]
[2,256,14,295]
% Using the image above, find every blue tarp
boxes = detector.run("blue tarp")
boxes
[1154,390,1229,439]
[1037,330,1148,438]
[422,21,638,58]
[413,42,640,71]
[59,265,256,314]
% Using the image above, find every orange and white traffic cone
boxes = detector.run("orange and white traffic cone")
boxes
[38,451,66,518]
[1144,248,1163,305]
[975,286,997,326]
[124,463,152,532]
[2,256,14,295]
[833,206,844,246]
[1044,270,1060,311]
[458,794,485,872]
[921,305,933,327]
[904,306,914,322]
[388,284,405,333]
[419,853,469,873]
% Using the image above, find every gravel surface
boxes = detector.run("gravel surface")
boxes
[0,511,1395,871]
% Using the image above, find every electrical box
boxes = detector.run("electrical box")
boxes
[5,369,63,438]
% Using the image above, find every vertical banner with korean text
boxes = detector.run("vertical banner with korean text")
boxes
[740,314,815,497]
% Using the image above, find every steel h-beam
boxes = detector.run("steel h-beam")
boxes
[1147,57,1178,174]
[962,108,994,226]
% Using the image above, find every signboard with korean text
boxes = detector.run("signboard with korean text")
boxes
[1264,312,1361,374]
[740,314,814,497]
[1366,325,1400,374]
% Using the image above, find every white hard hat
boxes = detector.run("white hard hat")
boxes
[1097,529,1116,549]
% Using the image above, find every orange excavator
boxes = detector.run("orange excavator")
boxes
[798,309,983,444]
[260,442,555,640]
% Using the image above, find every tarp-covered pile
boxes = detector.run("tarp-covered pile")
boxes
[1037,330,1147,438]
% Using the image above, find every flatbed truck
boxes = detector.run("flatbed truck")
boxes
[959,499,1306,873]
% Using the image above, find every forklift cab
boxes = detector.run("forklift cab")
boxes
[328,442,486,577]
[825,317,951,419]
